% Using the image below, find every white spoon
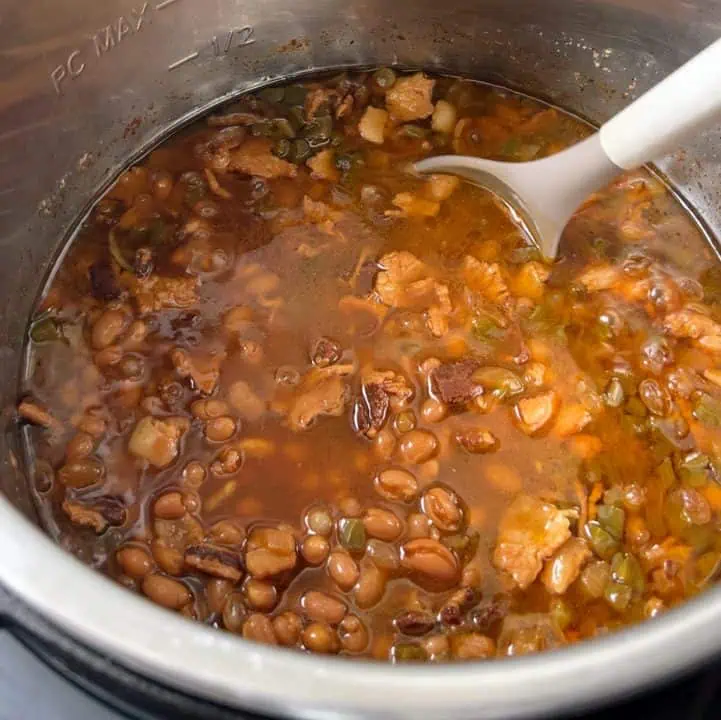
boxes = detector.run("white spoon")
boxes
[415,38,721,259]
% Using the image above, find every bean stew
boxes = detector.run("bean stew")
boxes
[20,70,721,662]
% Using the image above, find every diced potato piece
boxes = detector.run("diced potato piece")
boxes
[129,416,188,468]
[358,106,389,145]
[553,403,592,437]
[431,100,458,134]
[514,391,559,435]
[306,149,340,182]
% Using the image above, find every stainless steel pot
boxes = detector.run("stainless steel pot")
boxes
[2,1,721,717]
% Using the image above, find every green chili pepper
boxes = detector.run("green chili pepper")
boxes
[338,517,366,552]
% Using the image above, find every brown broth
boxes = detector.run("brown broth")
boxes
[20,70,721,661]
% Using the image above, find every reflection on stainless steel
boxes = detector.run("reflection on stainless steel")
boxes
[1,1,721,718]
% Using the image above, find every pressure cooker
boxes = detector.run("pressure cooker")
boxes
[2,0,721,717]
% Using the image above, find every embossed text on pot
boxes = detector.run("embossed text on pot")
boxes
[2,0,721,717]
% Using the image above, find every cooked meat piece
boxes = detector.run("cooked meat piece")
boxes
[493,495,572,589]
[229,138,298,179]
[128,275,199,313]
[62,498,126,534]
[358,106,389,145]
[227,380,266,421]
[245,527,297,578]
[375,251,428,307]
[171,348,224,395]
[287,375,349,431]
[129,416,189,468]
[664,308,721,346]
[541,537,592,594]
[425,174,460,201]
[514,391,559,435]
[386,192,441,218]
[455,427,499,454]
[184,544,243,581]
[353,370,414,437]
[461,256,511,308]
[431,359,482,405]
[305,87,338,120]
[385,73,435,122]
[497,614,565,657]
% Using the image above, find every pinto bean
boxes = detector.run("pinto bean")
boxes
[302,622,339,654]
[401,538,460,588]
[66,433,95,460]
[222,593,247,633]
[354,561,386,609]
[205,416,237,442]
[363,507,403,541]
[398,430,439,464]
[327,550,360,590]
[302,591,347,625]
[273,611,303,646]
[301,535,330,565]
[374,468,419,503]
[142,574,191,609]
[421,486,465,533]
[244,579,278,611]
[207,578,234,614]
[339,614,369,653]
[92,309,128,350]
[117,546,153,578]
[153,492,186,520]
[242,614,277,645]
[420,398,447,423]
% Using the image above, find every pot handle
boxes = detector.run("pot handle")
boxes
[599,37,721,170]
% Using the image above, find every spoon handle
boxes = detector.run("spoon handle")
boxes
[599,38,721,170]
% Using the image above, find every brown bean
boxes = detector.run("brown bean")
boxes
[244,579,278,611]
[92,309,128,350]
[207,578,234,614]
[117,546,153,578]
[401,538,460,587]
[301,535,330,565]
[421,398,447,424]
[302,622,339,654]
[222,593,247,633]
[305,506,333,536]
[183,461,207,488]
[421,486,465,533]
[374,468,419,503]
[339,614,369,653]
[354,561,386,609]
[191,398,229,419]
[273,611,303,646]
[58,457,105,489]
[450,633,496,660]
[209,520,245,546]
[66,433,95,460]
[373,428,397,460]
[151,541,185,575]
[242,613,277,645]
[205,416,237,442]
[338,496,362,517]
[327,550,360,591]
[398,430,438,464]
[363,507,403,541]
[142,574,191,609]
[423,634,450,661]
[153,492,186,520]
[302,590,347,625]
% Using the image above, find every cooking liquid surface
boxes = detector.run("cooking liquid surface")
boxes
[21,71,721,661]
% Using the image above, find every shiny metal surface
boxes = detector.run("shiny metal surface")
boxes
[2,0,721,716]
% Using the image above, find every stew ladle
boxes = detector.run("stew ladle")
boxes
[415,38,721,259]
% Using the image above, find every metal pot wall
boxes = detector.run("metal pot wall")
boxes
[2,1,721,717]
